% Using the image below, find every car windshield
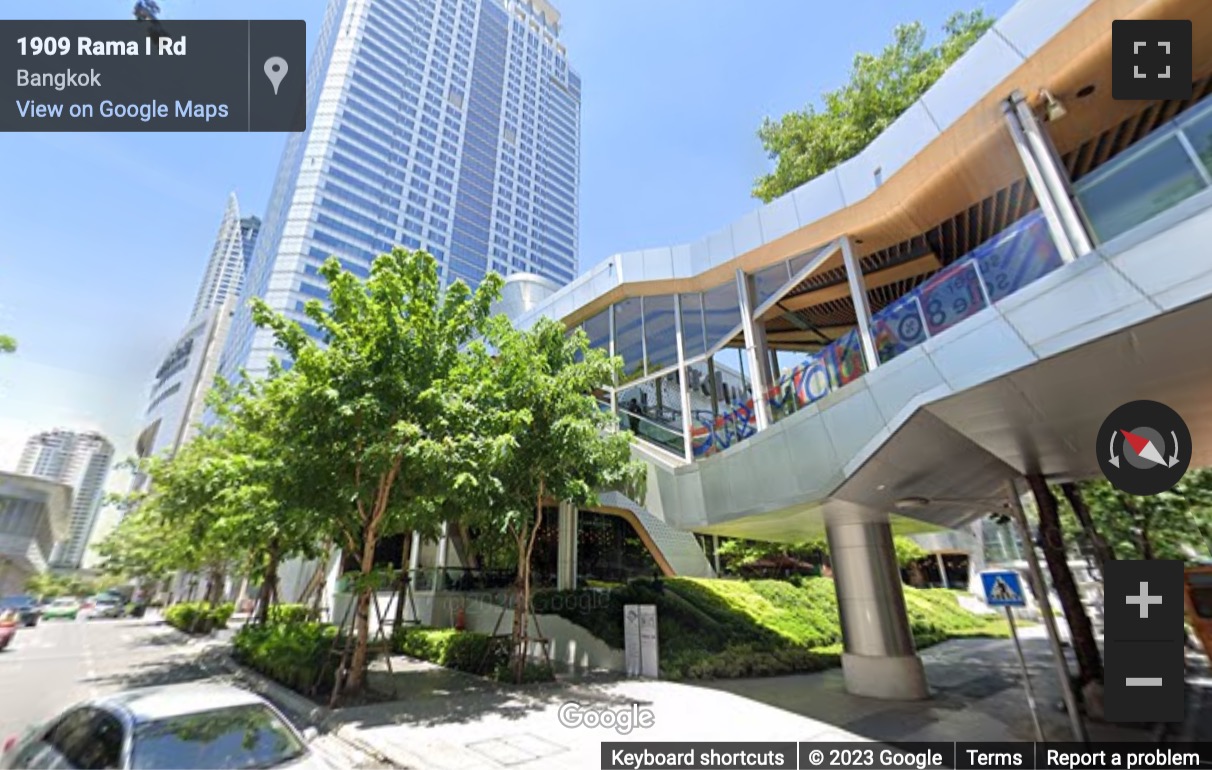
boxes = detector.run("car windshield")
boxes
[130,703,307,770]
[0,596,33,608]
[52,599,75,606]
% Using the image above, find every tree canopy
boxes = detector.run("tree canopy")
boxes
[1058,471,1212,562]
[474,315,643,679]
[245,248,507,693]
[0,334,15,353]
[753,10,994,203]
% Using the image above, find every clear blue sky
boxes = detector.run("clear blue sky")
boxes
[0,0,1014,474]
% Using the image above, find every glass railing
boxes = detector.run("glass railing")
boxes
[1074,97,1212,243]
[597,397,687,457]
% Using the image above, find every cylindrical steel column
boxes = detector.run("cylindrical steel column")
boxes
[736,269,772,431]
[1010,91,1094,256]
[826,517,929,700]
[1002,98,1078,263]
[840,237,880,373]
[673,295,695,461]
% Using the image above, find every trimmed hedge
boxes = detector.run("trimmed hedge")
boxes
[232,622,342,696]
[533,577,1008,681]
[164,601,234,635]
[392,626,509,676]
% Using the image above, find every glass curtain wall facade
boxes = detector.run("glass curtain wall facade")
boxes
[219,0,580,382]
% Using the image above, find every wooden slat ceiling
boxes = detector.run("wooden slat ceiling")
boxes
[758,76,1212,351]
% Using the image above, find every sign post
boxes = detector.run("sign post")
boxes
[1005,481,1089,743]
[624,605,641,677]
[624,604,659,678]
[639,604,659,678]
[982,570,1044,741]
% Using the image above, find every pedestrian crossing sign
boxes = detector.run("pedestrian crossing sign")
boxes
[981,570,1026,607]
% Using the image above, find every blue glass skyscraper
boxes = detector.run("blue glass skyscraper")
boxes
[221,0,581,381]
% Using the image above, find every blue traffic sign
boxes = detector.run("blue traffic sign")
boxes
[981,570,1027,607]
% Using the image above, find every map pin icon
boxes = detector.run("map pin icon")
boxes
[264,57,288,95]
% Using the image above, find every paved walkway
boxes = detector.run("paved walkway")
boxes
[217,628,1211,769]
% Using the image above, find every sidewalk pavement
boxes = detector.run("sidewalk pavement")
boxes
[206,628,1211,770]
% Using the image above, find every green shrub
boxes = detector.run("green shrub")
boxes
[164,602,216,634]
[537,577,1008,680]
[393,626,508,676]
[212,602,235,627]
[266,603,311,625]
[233,622,342,696]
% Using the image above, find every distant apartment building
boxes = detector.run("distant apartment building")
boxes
[17,430,114,569]
[220,0,582,382]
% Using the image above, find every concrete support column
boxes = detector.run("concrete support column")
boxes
[556,502,579,590]
[735,269,772,431]
[826,517,928,700]
[840,237,879,374]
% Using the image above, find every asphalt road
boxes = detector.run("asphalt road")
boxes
[0,613,387,768]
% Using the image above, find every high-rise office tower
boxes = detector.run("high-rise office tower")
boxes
[17,430,115,569]
[221,0,581,381]
[190,193,262,324]
[132,194,261,481]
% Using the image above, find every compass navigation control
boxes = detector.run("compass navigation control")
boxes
[1097,400,1191,496]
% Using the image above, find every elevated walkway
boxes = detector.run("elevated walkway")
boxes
[635,189,1212,540]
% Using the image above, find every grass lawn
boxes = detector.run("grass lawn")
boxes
[534,577,1010,680]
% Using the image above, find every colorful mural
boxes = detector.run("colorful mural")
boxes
[687,211,1062,458]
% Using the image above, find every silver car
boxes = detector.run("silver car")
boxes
[0,683,332,769]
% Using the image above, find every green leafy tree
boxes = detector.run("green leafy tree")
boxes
[204,374,329,624]
[97,499,190,587]
[753,10,994,202]
[474,316,643,681]
[0,334,15,353]
[248,249,503,695]
[1059,472,1212,561]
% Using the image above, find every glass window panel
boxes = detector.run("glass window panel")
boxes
[679,293,706,360]
[1177,102,1212,171]
[613,298,644,382]
[1075,132,1207,243]
[582,309,610,353]
[617,375,685,456]
[788,249,818,278]
[752,262,791,308]
[702,281,742,352]
[642,295,677,372]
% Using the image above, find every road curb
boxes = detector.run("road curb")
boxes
[199,650,406,768]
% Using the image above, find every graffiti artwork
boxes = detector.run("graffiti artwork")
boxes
[686,211,1064,458]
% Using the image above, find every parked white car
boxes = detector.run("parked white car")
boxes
[1,683,332,769]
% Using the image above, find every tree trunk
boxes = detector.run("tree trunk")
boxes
[346,531,378,694]
[254,543,281,625]
[1060,483,1115,575]
[1138,524,1155,560]
[1026,474,1104,685]
[206,565,225,605]
[511,530,527,682]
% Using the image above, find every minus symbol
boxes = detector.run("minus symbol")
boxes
[1125,677,1163,686]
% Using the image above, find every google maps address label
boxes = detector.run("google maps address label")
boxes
[0,20,305,132]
